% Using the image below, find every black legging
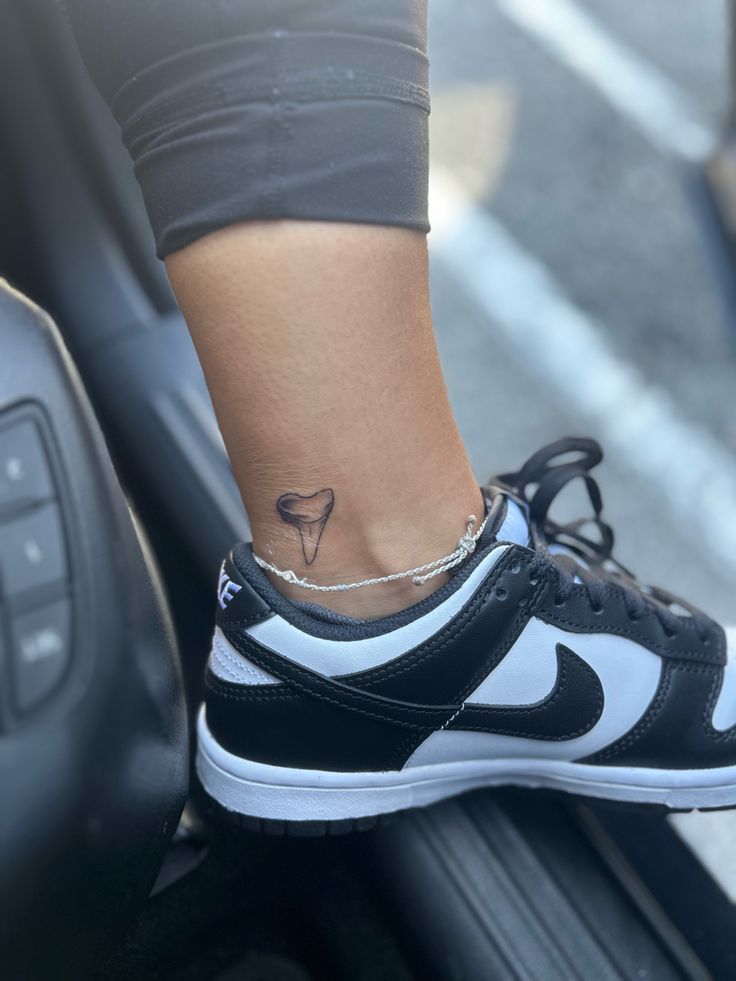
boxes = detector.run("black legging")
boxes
[59,0,430,259]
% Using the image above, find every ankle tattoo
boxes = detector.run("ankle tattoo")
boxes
[276,488,335,565]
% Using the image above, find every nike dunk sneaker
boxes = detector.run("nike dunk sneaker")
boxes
[197,438,736,831]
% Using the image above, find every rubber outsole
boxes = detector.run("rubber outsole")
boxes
[210,788,736,838]
[197,708,736,833]
[225,808,404,837]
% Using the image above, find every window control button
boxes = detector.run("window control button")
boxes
[0,503,68,598]
[0,420,54,511]
[11,599,72,712]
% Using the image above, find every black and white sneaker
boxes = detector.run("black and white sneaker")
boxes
[197,438,736,829]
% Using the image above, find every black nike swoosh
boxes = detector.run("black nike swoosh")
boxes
[224,626,603,742]
[448,644,604,740]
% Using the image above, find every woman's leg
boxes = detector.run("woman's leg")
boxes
[167,221,482,617]
[62,0,483,617]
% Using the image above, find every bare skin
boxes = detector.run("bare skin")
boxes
[166,220,484,618]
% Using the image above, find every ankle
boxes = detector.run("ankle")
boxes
[266,565,447,619]
[254,485,486,619]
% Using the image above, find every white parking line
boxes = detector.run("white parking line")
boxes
[496,0,716,160]
[429,169,736,573]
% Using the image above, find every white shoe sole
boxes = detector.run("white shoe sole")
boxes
[196,707,736,822]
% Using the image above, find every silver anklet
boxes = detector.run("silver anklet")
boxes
[252,513,488,593]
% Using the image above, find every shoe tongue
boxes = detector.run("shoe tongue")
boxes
[493,493,588,566]
[494,496,530,547]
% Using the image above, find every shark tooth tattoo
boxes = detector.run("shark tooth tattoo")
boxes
[276,489,335,565]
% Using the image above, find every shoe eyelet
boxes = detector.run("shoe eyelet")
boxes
[496,587,508,601]
[554,597,565,608]
[591,605,603,615]
[510,562,521,575]
[529,576,539,586]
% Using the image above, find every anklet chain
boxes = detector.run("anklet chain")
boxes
[252,513,489,593]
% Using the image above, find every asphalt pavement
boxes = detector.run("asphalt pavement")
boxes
[426,0,736,892]
[427,0,736,622]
